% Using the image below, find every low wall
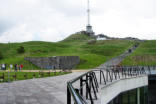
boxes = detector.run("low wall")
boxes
[101,76,148,104]
[24,56,80,69]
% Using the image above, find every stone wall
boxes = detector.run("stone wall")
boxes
[24,56,80,69]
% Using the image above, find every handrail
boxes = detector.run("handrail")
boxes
[67,66,147,104]
[69,71,92,84]
[67,82,87,104]
[67,70,100,104]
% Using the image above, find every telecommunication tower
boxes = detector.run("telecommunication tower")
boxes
[86,0,94,36]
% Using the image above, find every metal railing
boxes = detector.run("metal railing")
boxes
[67,66,147,104]
[67,70,100,104]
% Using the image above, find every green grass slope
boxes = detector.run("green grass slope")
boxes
[122,40,156,66]
[0,33,135,69]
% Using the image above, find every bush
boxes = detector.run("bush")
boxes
[87,39,96,45]
[0,51,3,59]
[17,46,25,54]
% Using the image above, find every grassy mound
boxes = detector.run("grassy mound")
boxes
[122,40,156,66]
[0,34,135,69]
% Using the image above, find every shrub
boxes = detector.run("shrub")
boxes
[87,39,96,45]
[0,51,3,59]
[17,46,25,54]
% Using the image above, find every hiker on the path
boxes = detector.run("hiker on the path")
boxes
[20,64,23,71]
[2,64,5,70]
[4,64,6,70]
[14,64,17,72]
[10,64,13,72]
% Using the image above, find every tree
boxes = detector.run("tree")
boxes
[17,46,25,54]
[0,51,3,59]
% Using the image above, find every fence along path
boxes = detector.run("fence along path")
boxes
[67,66,147,104]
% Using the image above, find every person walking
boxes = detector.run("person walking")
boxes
[14,64,17,72]
[10,64,13,72]
[4,64,6,70]
[20,64,23,71]
[2,64,5,70]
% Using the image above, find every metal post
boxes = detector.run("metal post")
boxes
[90,74,97,100]
[86,76,93,104]
[106,70,108,81]
[67,86,71,104]
[80,77,83,96]
[100,70,101,84]
[137,88,140,104]
[128,91,130,104]
[86,74,88,99]
[101,71,106,85]
[93,72,99,88]
[87,0,90,25]
[92,72,98,92]
[108,71,112,82]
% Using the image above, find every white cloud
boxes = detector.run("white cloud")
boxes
[0,0,156,43]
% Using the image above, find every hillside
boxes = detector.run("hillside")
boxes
[122,40,156,66]
[0,33,135,69]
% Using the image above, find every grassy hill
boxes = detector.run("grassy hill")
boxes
[0,33,135,70]
[122,40,156,66]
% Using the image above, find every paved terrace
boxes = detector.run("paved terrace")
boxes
[0,71,87,104]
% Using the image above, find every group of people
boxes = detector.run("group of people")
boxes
[0,64,24,71]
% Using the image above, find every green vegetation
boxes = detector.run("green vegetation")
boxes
[0,33,135,69]
[0,51,3,60]
[17,46,25,54]
[122,40,156,66]
[0,71,70,82]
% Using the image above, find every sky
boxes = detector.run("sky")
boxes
[0,0,156,43]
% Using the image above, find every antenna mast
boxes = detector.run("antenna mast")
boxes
[86,0,94,36]
[87,0,90,25]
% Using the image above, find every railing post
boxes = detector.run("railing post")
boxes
[92,72,98,92]
[148,66,151,74]
[67,85,71,104]
[80,77,83,96]
[111,69,114,80]
[86,74,88,99]
[100,70,101,84]
[106,70,108,81]
[137,88,140,104]
[86,77,94,104]
[108,71,112,82]
[101,71,106,85]
[93,72,99,88]
[114,70,117,80]
[91,73,97,100]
